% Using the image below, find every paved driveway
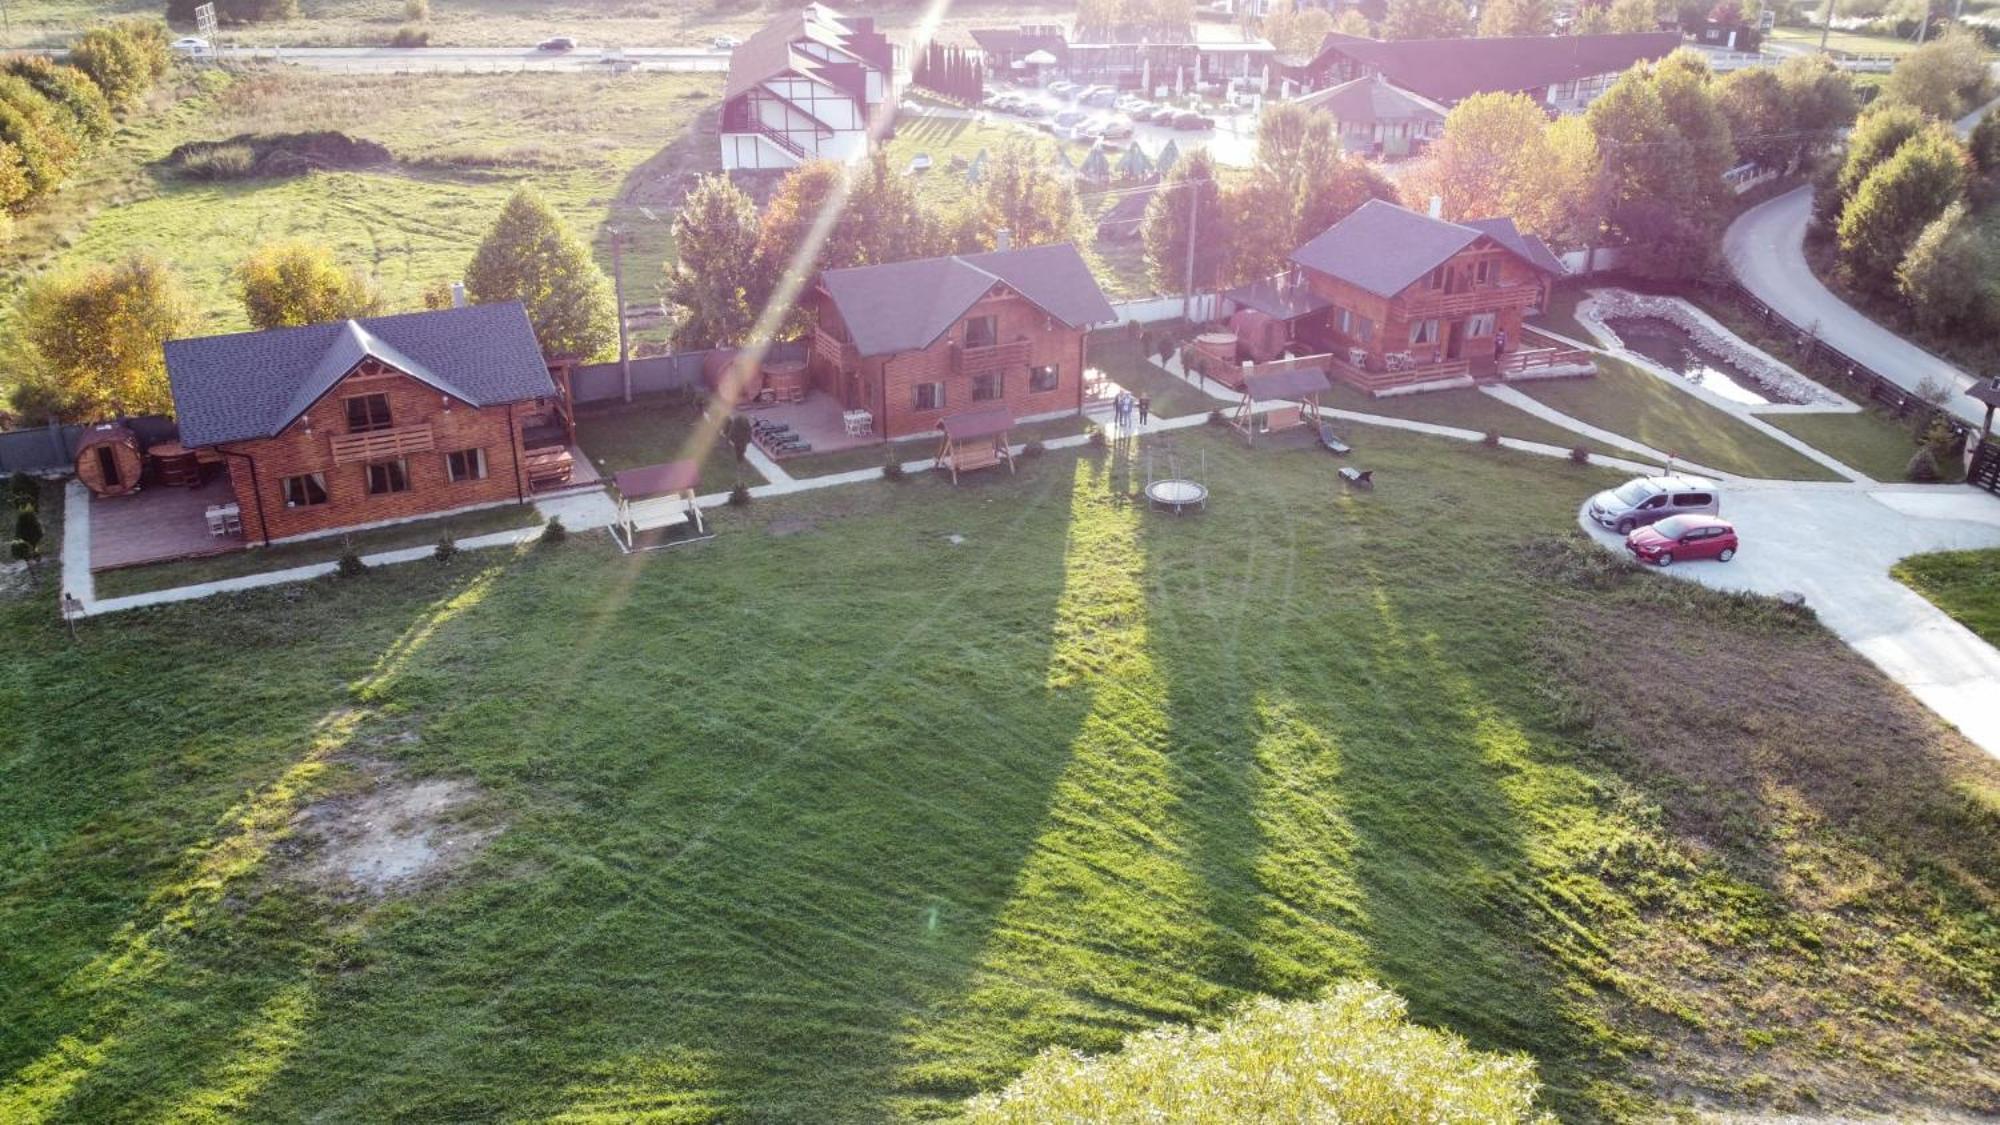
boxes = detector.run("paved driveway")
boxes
[1579,482,2000,758]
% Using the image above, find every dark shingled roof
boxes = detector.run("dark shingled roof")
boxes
[725,4,870,102]
[938,405,1014,441]
[820,242,1116,358]
[1227,278,1334,320]
[614,459,701,500]
[165,302,555,449]
[968,27,1068,59]
[1969,376,2000,409]
[1310,31,1680,104]
[1243,367,1332,402]
[1294,73,1446,125]
[1290,200,1563,299]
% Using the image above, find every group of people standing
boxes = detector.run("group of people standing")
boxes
[1111,390,1151,434]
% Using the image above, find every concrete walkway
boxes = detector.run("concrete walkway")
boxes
[1481,384,1729,477]
[1578,484,2000,759]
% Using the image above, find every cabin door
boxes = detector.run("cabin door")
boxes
[1445,320,1466,360]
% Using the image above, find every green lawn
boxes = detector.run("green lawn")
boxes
[6,437,1999,1122]
[573,396,765,493]
[1763,410,1935,482]
[1528,284,1592,344]
[1517,355,1842,480]
[780,414,1094,480]
[1893,548,2000,646]
[1764,24,1926,57]
[1320,380,1658,465]
[1086,333,1218,420]
[92,502,543,598]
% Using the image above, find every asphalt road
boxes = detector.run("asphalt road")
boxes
[190,44,731,72]
[1721,92,2000,428]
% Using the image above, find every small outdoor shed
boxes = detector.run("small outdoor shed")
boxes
[74,424,145,497]
[1233,367,1332,445]
[611,459,707,551]
[935,406,1016,483]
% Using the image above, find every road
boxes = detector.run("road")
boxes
[1722,92,2000,428]
[1579,482,2000,759]
[190,44,731,73]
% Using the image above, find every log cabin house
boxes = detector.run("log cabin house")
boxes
[163,302,577,546]
[1226,199,1593,395]
[808,242,1117,439]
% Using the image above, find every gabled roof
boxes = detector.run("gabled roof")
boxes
[938,405,1014,441]
[819,243,1116,358]
[1309,31,1680,104]
[1243,367,1332,402]
[1289,199,1563,299]
[165,302,556,449]
[1295,73,1447,125]
[1226,278,1333,320]
[724,4,872,102]
[968,27,1068,57]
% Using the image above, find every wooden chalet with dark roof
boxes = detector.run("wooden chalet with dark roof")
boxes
[163,302,576,545]
[1289,31,1680,114]
[808,242,1116,439]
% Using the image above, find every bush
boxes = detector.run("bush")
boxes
[8,538,30,564]
[1206,409,1225,426]
[539,515,567,544]
[8,471,38,509]
[1482,429,1502,447]
[13,508,41,554]
[963,980,1554,1124]
[389,25,430,46]
[433,532,457,564]
[68,20,171,110]
[726,414,753,463]
[1088,426,1107,448]
[727,482,752,506]
[335,544,368,577]
[403,0,430,19]
[1906,445,1941,482]
[1568,446,1591,465]
[1022,439,1046,458]
[882,457,907,481]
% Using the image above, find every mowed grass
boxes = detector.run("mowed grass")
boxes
[4,437,1998,1121]
[573,396,766,491]
[0,67,718,365]
[1517,355,1841,480]
[1893,548,2000,645]
[1763,409,1932,482]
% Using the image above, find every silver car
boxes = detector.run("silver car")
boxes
[1587,474,1720,535]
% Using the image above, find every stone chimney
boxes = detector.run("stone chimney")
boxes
[996,228,1013,251]
[1428,195,1443,219]
[451,281,467,308]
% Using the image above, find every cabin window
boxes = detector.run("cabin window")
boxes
[972,371,1004,401]
[1474,260,1495,286]
[963,315,999,350]
[1029,364,1060,392]
[913,382,946,411]
[1427,266,1446,290]
[446,448,487,483]
[366,458,410,495]
[281,473,328,507]
[1467,313,1496,337]
[345,393,393,433]
[1409,319,1441,346]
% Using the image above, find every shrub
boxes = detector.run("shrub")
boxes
[8,538,30,564]
[882,457,907,481]
[1568,446,1591,465]
[1206,409,1225,426]
[1088,426,1107,448]
[8,471,38,509]
[403,0,430,19]
[13,508,41,554]
[962,980,1554,1124]
[389,25,430,47]
[433,532,457,564]
[68,20,171,110]
[727,482,752,506]
[1022,439,1046,458]
[726,414,753,462]
[335,544,368,577]
[174,142,254,180]
[539,515,567,544]
[1906,445,1941,482]
[1482,429,1502,447]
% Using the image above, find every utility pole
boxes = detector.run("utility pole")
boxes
[1182,177,1199,323]
[1819,0,1833,53]
[609,226,632,403]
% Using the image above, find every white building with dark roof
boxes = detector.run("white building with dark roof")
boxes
[720,4,897,171]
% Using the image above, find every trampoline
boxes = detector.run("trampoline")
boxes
[1144,446,1209,515]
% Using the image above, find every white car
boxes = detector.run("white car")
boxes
[906,153,933,173]
[170,36,210,54]
[711,35,740,49]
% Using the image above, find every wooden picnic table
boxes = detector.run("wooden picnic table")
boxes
[525,445,574,488]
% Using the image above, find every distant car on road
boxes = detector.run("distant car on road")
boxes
[171,36,210,54]
[1170,110,1213,131]
[1625,515,1738,566]
[711,35,740,49]
[1047,80,1078,97]
[1587,473,1721,535]
[536,36,577,51]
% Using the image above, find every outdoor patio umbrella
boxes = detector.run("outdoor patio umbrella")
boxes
[1023,48,1057,67]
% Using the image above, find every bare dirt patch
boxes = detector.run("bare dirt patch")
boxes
[285,758,501,897]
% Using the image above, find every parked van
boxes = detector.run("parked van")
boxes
[1586,474,1720,534]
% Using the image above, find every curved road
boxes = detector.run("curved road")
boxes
[1723,94,2000,428]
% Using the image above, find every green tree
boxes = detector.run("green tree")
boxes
[1142,148,1229,293]
[3,58,112,144]
[237,240,381,329]
[0,75,82,197]
[1607,0,1660,30]
[1382,0,1470,38]
[963,137,1089,251]
[1587,61,1720,276]
[1820,103,1926,228]
[1332,8,1374,34]
[664,173,764,349]
[1775,54,1857,169]
[1714,66,1790,170]
[68,20,170,109]
[1968,108,2000,175]
[1878,27,1989,120]
[12,253,196,420]
[839,151,944,265]
[963,981,1555,1124]
[464,184,618,360]
[1573,2,1615,32]
[1401,92,1550,221]
[1652,50,1734,208]
[1838,123,1970,289]
[1895,200,1997,337]
[13,508,41,562]
[1262,0,1336,54]
[1254,101,1395,246]
[1478,0,1552,35]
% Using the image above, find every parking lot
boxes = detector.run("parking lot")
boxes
[977,79,1260,167]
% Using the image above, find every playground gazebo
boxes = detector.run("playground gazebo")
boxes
[612,459,708,551]
[1232,367,1332,445]
[934,406,1016,483]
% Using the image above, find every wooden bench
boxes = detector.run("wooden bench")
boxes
[1339,467,1373,489]
[524,445,574,488]
[951,444,1003,472]
[1261,404,1303,433]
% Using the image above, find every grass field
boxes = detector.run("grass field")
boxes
[1893,548,2000,646]
[0,65,718,391]
[5,434,1999,1122]
[573,395,766,492]
[92,502,541,598]
[1764,24,1926,57]
[1517,355,1842,480]
[1763,409,1931,481]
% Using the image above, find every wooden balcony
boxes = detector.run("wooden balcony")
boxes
[955,340,1031,377]
[329,422,434,465]
[1401,285,1539,319]
[1324,352,1472,395]
[813,326,855,367]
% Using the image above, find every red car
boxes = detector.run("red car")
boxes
[1624,514,1737,566]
